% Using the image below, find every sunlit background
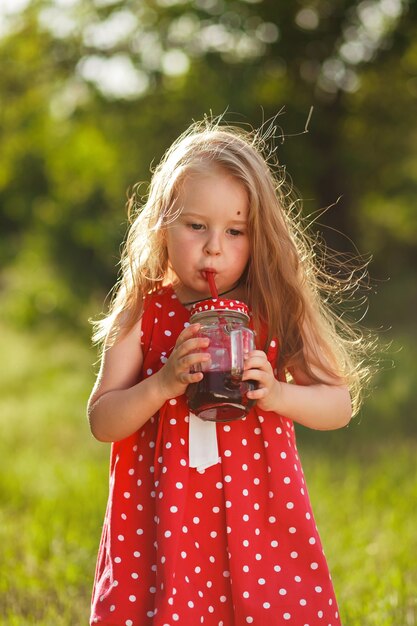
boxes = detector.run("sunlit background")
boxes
[1,0,416,624]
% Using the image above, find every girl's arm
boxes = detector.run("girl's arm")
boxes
[243,342,352,431]
[87,322,210,442]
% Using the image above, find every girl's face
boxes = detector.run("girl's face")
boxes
[165,169,250,303]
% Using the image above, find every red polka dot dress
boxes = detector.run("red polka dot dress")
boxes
[90,286,342,626]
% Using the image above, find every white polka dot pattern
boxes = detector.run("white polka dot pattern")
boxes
[90,286,341,626]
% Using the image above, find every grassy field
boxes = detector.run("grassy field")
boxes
[0,323,416,625]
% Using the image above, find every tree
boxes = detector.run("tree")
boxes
[0,0,415,328]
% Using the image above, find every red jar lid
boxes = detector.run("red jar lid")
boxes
[190,298,249,318]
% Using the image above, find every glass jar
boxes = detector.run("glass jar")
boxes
[186,299,256,422]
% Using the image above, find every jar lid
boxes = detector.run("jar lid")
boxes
[190,298,249,318]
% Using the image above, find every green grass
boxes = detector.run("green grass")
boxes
[0,325,108,625]
[299,435,417,626]
[0,324,416,625]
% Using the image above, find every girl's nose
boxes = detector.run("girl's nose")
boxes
[204,232,221,256]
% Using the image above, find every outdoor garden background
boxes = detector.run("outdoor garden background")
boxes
[0,0,416,624]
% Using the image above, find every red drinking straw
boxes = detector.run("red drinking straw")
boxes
[205,270,218,299]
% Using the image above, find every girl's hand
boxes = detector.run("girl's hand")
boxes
[157,324,210,400]
[243,350,280,413]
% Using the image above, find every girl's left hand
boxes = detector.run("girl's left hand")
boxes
[242,350,279,413]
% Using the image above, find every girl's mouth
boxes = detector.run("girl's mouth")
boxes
[200,269,217,280]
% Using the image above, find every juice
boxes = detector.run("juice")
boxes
[187,370,256,422]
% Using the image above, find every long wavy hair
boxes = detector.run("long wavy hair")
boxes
[92,117,377,415]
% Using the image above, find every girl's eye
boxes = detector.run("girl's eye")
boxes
[228,228,244,237]
[188,223,205,231]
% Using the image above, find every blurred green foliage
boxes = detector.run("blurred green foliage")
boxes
[1,0,416,333]
[0,1,416,438]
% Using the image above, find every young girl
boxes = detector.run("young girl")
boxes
[88,119,373,626]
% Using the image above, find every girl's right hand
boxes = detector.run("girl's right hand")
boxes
[156,324,210,400]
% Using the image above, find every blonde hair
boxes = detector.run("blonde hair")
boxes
[93,117,376,415]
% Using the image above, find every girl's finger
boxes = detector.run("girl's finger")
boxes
[244,349,267,360]
[176,323,201,343]
[180,351,211,370]
[242,369,264,383]
[176,336,210,358]
[180,371,204,385]
[244,356,270,372]
[247,387,268,399]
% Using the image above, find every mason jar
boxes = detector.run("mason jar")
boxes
[186,299,256,422]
